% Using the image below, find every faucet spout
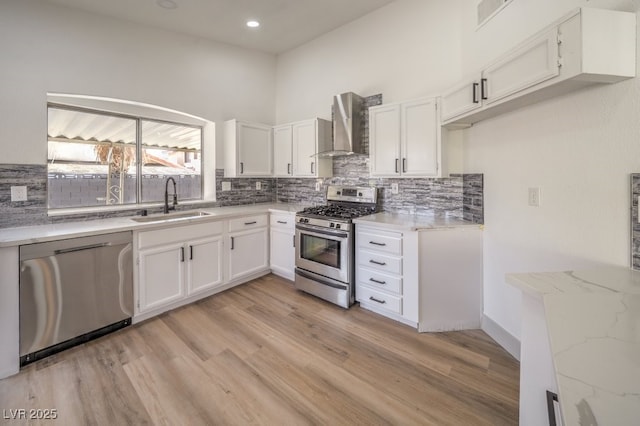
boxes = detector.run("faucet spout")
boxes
[164,177,178,214]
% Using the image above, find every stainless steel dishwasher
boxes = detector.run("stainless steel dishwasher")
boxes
[19,231,133,366]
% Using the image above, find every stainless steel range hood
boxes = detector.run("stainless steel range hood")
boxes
[317,92,364,157]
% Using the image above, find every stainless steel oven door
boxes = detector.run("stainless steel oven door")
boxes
[295,223,350,283]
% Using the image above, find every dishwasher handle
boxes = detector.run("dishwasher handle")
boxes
[54,242,110,255]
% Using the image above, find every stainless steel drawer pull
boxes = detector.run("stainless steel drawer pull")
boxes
[180,247,185,262]
[230,237,235,250]
[277,220,288,224]
[369,259,387,266]
[369,278,386,285]
[369,241,386,246]
[244,221,257,225]
[369,296,386,304]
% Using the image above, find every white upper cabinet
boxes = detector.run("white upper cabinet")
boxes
[273,125,293,177]
[275,118,332,178]
[224,119,273,177]
[370,97,440,178]
[442,7,636,127]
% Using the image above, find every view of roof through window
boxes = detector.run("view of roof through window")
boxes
[47,106,203,209]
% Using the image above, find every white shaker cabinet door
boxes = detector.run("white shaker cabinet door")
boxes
[369,104,401,177]
[138,243,185,312]
[292,120,317,177]
[273,125,293,177]
[237,122,273,176]
[401,98,439,177]
[228,228,269,281]
[186,235,223,296]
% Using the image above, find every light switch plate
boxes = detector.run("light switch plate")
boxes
[528,187,541,207]
[391,183,399,195]
[256,181,262,190]
[221,181,231,191]
[315,181,321,191]
[11,186,27,202]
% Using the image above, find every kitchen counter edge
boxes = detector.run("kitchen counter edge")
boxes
[0,203,306,247]
[353,212,482,231]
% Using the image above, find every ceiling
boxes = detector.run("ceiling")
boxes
[42,0,397,54]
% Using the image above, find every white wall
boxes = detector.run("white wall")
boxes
[275,0,466,123]
[0,0,277,167]
[460,0,640,342]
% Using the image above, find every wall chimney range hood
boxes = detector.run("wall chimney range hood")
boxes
[316,92,364,157]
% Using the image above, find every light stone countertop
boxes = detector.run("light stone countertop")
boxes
[0,203,306,247]
[506,266,640,426]
[353,212,482,231]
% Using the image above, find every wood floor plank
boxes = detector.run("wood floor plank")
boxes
[0,274,519,425]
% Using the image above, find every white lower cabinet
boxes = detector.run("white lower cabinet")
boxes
[356,226,418,326]
[269,212,295,280]
[136,221,224,317]
[228,214,269,282]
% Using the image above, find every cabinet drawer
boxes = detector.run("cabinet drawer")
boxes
[229,214,268,232]
[357,230,402,255]
[270,213,295,230]
[138,220,223,249]
[357,285,402,315]
[357,267,402,294]
[358,250,402,275]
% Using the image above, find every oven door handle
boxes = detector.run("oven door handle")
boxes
[295,269,348,290]
[295,224,349,239]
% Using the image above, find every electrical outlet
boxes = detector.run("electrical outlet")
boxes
[315,181,321,191]
[11,186,27,202]
[221,181,231,191]
[391,183,399,195]
[528,187,541,207]
[256,181,262,190]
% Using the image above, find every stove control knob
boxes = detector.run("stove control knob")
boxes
[336,224,341,229]
[299,217,304,223]
[304,218,309,223]
[358,192,363,197]
[330,223,335,228]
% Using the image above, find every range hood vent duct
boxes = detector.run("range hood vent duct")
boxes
[316,92,364,157]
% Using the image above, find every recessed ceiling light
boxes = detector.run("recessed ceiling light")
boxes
[157,0,177,10]
[246,20,260,28]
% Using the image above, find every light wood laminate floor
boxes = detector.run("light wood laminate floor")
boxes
[0,274,519,425]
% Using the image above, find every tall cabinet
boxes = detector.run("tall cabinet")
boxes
[369,97,441,178]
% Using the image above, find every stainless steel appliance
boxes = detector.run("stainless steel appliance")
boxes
[19,231,133,366]
[295,185,378,308]
[316,92,364,157]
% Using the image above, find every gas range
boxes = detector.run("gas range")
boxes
[294,185,379,308]
[296,185,378,225]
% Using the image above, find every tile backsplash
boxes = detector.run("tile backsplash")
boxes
[631,174,640,270]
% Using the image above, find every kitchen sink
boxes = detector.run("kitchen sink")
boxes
[131,210,212,223]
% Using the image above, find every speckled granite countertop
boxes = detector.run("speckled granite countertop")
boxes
[507,267,640,426]
[0,203,306,247]
[353,212,482,231]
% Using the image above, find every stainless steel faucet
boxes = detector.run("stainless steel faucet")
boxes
[164,177,178,214]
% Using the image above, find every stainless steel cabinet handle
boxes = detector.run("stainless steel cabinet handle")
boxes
[402,158,407,173]
[240,162,244,174]
[369,259,386,266]
[230,237,235,250]
[244,221,257,225]
[472,82,479,103]
[369,278,386,285]
[369,296,386,304]
[287,163,291,175]
[277,220,288,224]
[395,158,399,173]
[180,247,185,262]
[189,245,193,260]
[311,162,315,174]
[54,242,110,255]
[481,78,488,100]
[292,235,295,248]
[369,241,386,247]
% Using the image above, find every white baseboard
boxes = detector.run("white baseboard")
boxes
[481,314,521,361]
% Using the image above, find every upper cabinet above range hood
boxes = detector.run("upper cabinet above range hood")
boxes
[316,92,364,157]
